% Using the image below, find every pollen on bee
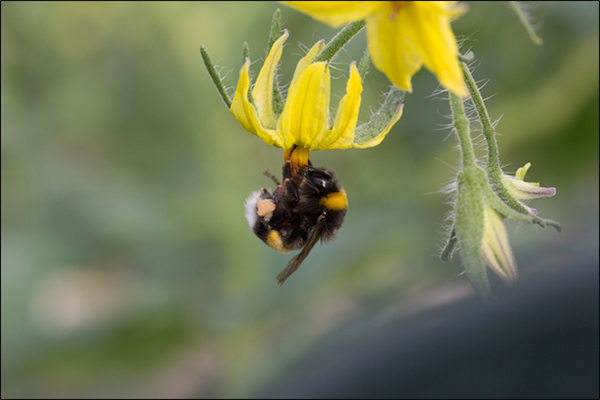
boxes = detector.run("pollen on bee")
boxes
[257,199,276,219]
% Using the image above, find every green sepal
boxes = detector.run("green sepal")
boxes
[454,167,492,300]
[353,87,405,145]
[266,9,284,115]
[440,227,457,262]
[242,42,250,66]
[199,44,232,109]
[267,9,282,53]
[357,48,371,81]
[241,43,255,106]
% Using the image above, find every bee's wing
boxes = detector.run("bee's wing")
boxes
[276,213,326,286]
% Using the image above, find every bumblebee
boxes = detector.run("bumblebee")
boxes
[245,159,348,286]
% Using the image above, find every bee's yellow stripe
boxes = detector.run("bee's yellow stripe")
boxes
[320,189,348,211]
[266,231,291,254]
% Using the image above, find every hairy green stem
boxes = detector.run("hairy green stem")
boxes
[460,61,500,173]
[449,92,476,169]
[458,51,475,63]
[481,181,540,225]
[509,1,543,45]
[461,53,535,217]
[461,59,550,218]
[313,20,366,64]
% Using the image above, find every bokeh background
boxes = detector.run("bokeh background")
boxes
[1,2,598,398]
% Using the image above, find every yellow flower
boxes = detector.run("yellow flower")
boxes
[230,30,403,166]
[481,203,518,286]
[282,1,468,97]
[501,162,556,201]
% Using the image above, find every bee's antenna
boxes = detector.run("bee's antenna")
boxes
[264,170,280,185]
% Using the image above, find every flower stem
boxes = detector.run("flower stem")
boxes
[200,44,232,109]
[313,20,366,64]
[509,1,543,45]
[458,51,475,63]
[449,92,476,169]
[460,61,500,174]
[460,59,544,218]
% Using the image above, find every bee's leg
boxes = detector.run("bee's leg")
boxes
[282,178,299,202]
[282,159,293,181]
[259,187,272,199]
[299,178,321,195]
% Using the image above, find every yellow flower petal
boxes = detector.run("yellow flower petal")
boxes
[230,59,284,148]
[283,1,467,96]
[277,62,330,150]
[285,146,310,168]
[501,177,555,200]
[366,2,466,96]
[281,1,383,28]
[481,203,518,286]
[252,30,289,129]
[313,62,363,150]
[290,40,326,87]
[402,1,467,97]
[501,163,555,200]
[515,162,531,181]
[365,2,421,93]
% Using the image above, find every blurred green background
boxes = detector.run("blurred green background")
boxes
[1,2,598,398]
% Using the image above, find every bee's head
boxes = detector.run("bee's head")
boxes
[298,165,338,192]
